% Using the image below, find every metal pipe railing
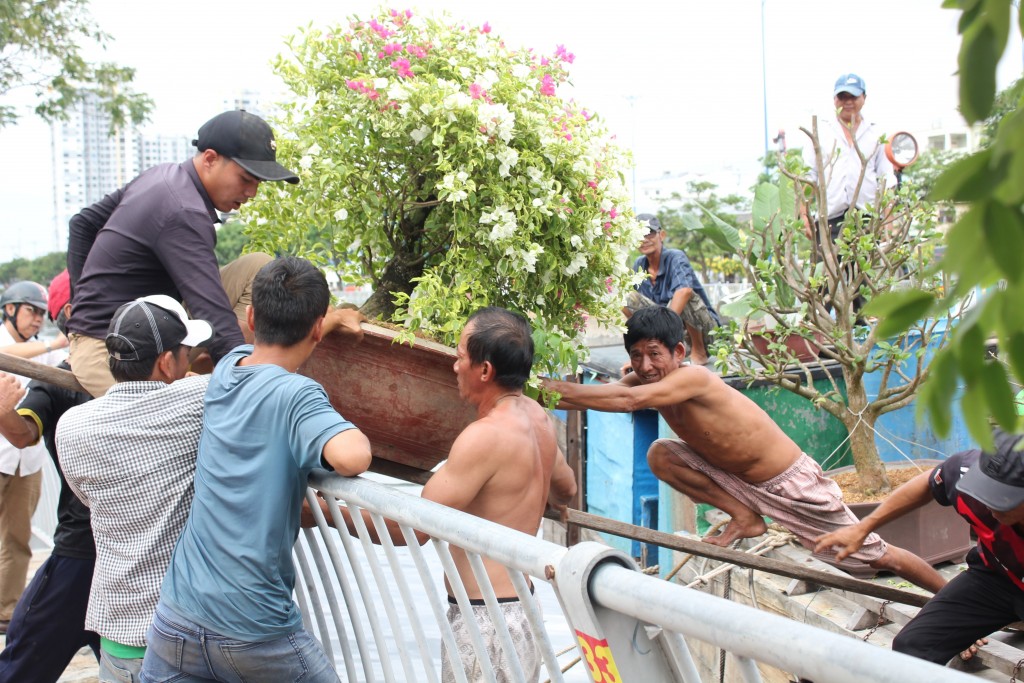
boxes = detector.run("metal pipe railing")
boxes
[300,471,975,683]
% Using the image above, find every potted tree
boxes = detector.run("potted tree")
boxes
[238,9,643,476]
[697,122,974,566]
[703,121,969,496]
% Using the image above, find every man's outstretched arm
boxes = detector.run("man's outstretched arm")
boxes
[813,471,933,561]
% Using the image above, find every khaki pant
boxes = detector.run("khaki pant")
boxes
[69,252,273,397]
[624,290,718,345]
[0,467,41,620]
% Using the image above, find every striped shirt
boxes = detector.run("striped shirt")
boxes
[56,375,209,647]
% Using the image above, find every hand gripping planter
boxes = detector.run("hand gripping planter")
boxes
[299,323,476,482]
[824,460,973,578]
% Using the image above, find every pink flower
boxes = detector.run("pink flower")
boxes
[383,42,403,55]
[469,83,486,100]
[606,277,614,293]
[345,79,363,91]
[406,44,428,58]
[366,90,380,100]
[555,44,576,63]
[368,19,394,39]
[540,74,556,96]
[609,207,618,219]
[391,58,414,79]
[564,133,572,141]
[587,180,597,189]
[481,22,491,33]
[540,57,550,66]
[354,51,363,61]
[581,109,591,120]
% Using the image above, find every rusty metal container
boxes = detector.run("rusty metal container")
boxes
[299,323,475,483]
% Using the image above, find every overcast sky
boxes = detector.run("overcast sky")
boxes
[1,0,1021,260]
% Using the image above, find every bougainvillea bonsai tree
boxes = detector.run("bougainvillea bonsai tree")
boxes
[243,7,642,374]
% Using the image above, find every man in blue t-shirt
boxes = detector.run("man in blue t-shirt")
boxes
[623,214,720,366]
[142,257,372,683]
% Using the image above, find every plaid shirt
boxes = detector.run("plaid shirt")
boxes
[56,375,209,647]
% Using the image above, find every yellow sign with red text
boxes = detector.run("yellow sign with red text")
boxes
[575,630,622,683]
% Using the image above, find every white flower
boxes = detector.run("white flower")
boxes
[410,125,431,143]
[563,253,588,276]
[570,235,583,249]
[535,294,545,306]
[373,77,388,90]
[387,83,409,101]
[532,198,543,208]
[419,103,433,115]
[479,69,499,89]
[496,147,519,177]
[307,143,322,156]
[459,66,472,79]
[334,208,348,221]
[511,64,530,80]
[443,91,473,111]
[479,205,517,241]
[299,155,313,170]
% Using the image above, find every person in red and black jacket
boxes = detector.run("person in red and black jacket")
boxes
[815,430,1024,665]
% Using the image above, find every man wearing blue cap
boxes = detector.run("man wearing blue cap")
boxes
[799,73,896,239]
[815,430,1024,665]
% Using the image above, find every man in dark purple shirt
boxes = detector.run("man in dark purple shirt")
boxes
[66,110,299,397]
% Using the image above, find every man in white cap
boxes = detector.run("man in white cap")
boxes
[816,430,1024,665]
[66,110,299,398]
[56,295,213,682]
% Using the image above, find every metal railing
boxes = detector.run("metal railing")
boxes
[296,471,975,683]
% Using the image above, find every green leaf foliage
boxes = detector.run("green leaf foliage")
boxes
[0,0,151,129]
[896,2,1024,444]
[867,290,938,339]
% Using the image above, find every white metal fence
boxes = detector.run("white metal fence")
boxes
[298,471,975,683]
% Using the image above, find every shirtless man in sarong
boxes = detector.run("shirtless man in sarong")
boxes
[543,306,944,592]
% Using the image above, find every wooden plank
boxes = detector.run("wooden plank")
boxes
[567,509,931,607]
[0,352,84,394]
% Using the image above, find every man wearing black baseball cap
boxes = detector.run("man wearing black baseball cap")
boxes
[58,295,214,680]
[815,430,1024,665]
[66,110,298,399]
[622,213,720,366]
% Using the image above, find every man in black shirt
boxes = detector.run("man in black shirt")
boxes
[0,273,95,683]
[66,110,299,397]
[815,431,1024,665]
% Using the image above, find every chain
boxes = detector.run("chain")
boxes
[860,600,891,642]
[1011,657,1024,683]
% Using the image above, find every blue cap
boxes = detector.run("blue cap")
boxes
[834,73,865,97]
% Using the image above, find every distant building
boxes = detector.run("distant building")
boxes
[918,122,983,154]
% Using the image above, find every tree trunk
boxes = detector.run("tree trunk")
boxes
[845,377,891,496]
[359,253,425,321]
[358,205,432,322]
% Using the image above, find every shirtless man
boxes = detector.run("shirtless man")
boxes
[343,306,577,682]
[542,306,944,592]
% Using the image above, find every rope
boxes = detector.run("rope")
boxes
[665,519,728,582]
